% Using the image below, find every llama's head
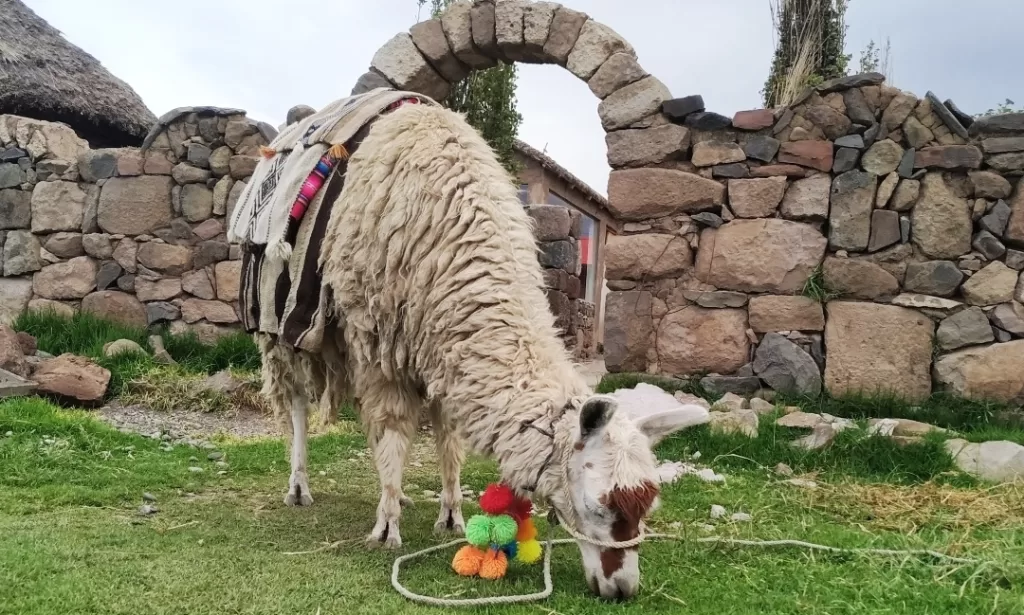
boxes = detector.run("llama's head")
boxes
[550,394,706,601]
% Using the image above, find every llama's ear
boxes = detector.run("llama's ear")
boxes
[633,405,710,447]
[579,395,617,439]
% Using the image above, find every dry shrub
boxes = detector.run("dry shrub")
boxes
[818,480,1024,532]
[119,366,269,415]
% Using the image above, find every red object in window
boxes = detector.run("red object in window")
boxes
[579,237,591,264]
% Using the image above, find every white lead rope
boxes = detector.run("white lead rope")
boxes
[390,514,984,607]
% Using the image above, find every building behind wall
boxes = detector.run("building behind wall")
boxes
[512,139,616,361]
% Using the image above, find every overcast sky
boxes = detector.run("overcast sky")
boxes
[23,0,1023,197]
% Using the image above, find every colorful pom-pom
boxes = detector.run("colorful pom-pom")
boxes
[501,540,518,560]
[490,514,518,545]
[452,545,485,576]
[479,548,508,580]
[465,515,492,547]
[516,517,537,542]
[508,496,533,522]
[479,483,515,515]
[516,539,543,564]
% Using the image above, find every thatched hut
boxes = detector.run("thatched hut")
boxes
[0,0,156,147]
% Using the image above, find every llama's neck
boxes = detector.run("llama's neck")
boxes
[435,314,589,499]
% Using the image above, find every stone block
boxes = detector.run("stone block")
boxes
[657,307,749,376]
[31,181,85,233]
[829,170,876,252]
[911,173,972,259]
[605,124,689,168]
[727,177,786,218]
[566,19,634,80]
[695,219,826,293]
[371,32,450,101]
[598,76,671,132]
[748,295,824,332]
[607,168,724,220]
[825,301,934,402]
[98,176,173,235]
[605,234,692,280]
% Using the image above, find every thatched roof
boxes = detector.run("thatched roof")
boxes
[514,139,609,211]
[0,0,156,147]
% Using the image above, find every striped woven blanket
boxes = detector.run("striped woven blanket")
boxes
[230,88,438,352]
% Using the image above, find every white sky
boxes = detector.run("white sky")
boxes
[23,0,1024,197]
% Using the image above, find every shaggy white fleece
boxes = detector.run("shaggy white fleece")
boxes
[318,102,590,491]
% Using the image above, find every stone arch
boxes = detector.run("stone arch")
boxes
[353,1,670,136]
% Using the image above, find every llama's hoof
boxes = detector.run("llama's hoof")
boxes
[284,489,314,507]
[284,473,313,506]
[366,527,402,550]
[433,510,465,536]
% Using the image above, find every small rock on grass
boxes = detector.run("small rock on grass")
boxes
[774,462,794,477]
[710,504,727,519]
[207,451,224,461]
[138,504,159,516]
[730,512,752,522]
[710,392,747,412]
[784,478,819,489]
[749,398,775,415]
[189,466,204,473]
[142,492,157,502]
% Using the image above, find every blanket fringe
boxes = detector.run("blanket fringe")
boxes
[266,240,292,263]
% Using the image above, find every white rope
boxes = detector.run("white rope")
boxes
[391,525,984,607]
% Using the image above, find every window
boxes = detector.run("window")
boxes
[546,190,569,206]
[517,183,530,204]
[578,211,599,303]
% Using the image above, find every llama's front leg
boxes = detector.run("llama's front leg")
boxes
[429,404,465,535]
[284,392,314,506]
[366,419,414,549]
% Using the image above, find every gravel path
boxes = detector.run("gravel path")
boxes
[97,402,279,441]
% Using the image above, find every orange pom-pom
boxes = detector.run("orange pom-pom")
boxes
[516,517,537,542]
[508,496,533,521]
[258,145,277,159]
[479,483,514,515]
[478,548,508,580]
[452,545,485,576]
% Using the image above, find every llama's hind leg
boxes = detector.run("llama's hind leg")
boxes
[256,333,314,507]
[428,401,465,536]
[360,384,417,549]
[284,391,313,506]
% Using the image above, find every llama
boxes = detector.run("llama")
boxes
[254,101,705,600]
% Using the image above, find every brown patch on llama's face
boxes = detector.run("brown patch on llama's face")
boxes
[574,441,586,451]
[597,481,659,578]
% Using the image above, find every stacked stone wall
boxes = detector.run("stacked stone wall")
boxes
[601,74,1024,403]
[0,109,267,342]
[528,203,597,360]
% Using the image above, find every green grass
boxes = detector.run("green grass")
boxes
[2,396,1023,614]
[12,310,262,398]
[801,265,840,303]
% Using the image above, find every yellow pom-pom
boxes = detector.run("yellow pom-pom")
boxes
[516,517,537,542]
[479,548,508,580]
[452,545,485,576]
[516,539,543,564]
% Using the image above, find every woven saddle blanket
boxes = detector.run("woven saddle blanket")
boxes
[228,88,438,352]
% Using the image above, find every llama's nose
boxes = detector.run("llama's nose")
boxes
[615,576,639,600]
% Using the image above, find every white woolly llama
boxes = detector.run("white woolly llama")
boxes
[256,102,705,600]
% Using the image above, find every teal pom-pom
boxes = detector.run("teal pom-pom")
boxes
[490,514,518,545]
[465,515,492,547]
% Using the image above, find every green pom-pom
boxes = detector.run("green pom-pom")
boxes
[465,515,492,547]
[490,514,518,546]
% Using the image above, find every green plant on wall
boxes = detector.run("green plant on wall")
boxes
[417,0,523,175]
[975,98,1022,118]
[762,0,851,108]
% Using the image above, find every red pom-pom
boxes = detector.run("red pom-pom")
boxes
[508,496,533,522]
[479,483,515,515]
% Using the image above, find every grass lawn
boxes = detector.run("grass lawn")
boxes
[3,396,1024,615]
